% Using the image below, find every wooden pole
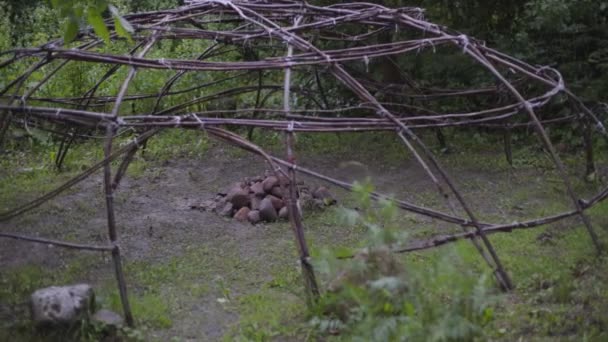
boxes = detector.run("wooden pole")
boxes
[282,17,320,303]
[103,125,134,326]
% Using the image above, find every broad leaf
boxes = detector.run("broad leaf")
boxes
[87,7,110,43]
[109,5,134,42]
[94,0,107,13]
[116,14,134,33]
[64,16,79,43]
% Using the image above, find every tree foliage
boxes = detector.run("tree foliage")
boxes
[48,0,134,43]
[419,0,608,101]
[2,0,605,102]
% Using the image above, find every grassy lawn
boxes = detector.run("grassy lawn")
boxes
[1,130,607,341]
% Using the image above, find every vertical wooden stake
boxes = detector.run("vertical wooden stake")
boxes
[282,16,320,304]
[104,124,134,326]
[503,126,513,166]
[436,128,448,153]
[582,119,596,180]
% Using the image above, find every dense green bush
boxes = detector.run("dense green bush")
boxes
[311,181,497,341]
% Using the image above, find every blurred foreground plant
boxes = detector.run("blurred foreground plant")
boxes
[311,180,497,341]
[49,0,133,44]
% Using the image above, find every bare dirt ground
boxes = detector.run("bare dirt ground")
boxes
[1,139,607,341]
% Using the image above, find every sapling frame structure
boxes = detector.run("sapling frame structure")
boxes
[1,0,607,325]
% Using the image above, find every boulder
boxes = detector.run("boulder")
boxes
[270,186,285,198]
[247,210,261,224]
[259,197,278,222]
[225,182,244,195]
[278,174,291,186]
[250,182,265,197]
[262,176,279,193]
[219,202,234,217]
[250,196,262,211]
[234,207,251,222]
[278,206,289,219]
[228,189,250,209]
[266,195,284,210]
[30,284,94,326]
[312,186,337,205]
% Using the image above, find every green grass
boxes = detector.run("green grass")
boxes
[1,129,608,341]
[488,231,608,340]
[226,290,306,341]
[129,129,210,168]
[0,255,107,342]
[105,291,173,329]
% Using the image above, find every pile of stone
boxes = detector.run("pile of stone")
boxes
[192,172,336,224]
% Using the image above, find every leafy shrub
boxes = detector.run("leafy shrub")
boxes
[311,181,497,341]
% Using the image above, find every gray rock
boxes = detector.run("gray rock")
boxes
[278,206,289,219]
[250,196,262,211]
[224,182,243,197]
[247,210,261,224]
[270,186,285,198]
[262,176,279,193]
[228,189,250,209]
[278,174,291,186]
[267,195,284,210]
[219,202,234,217]
[225,182,244,197]
[250,182,265,197]
[30,284,94,325]
[234,207,251,222]
[259,197,278,222]
[92,309,123,327]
